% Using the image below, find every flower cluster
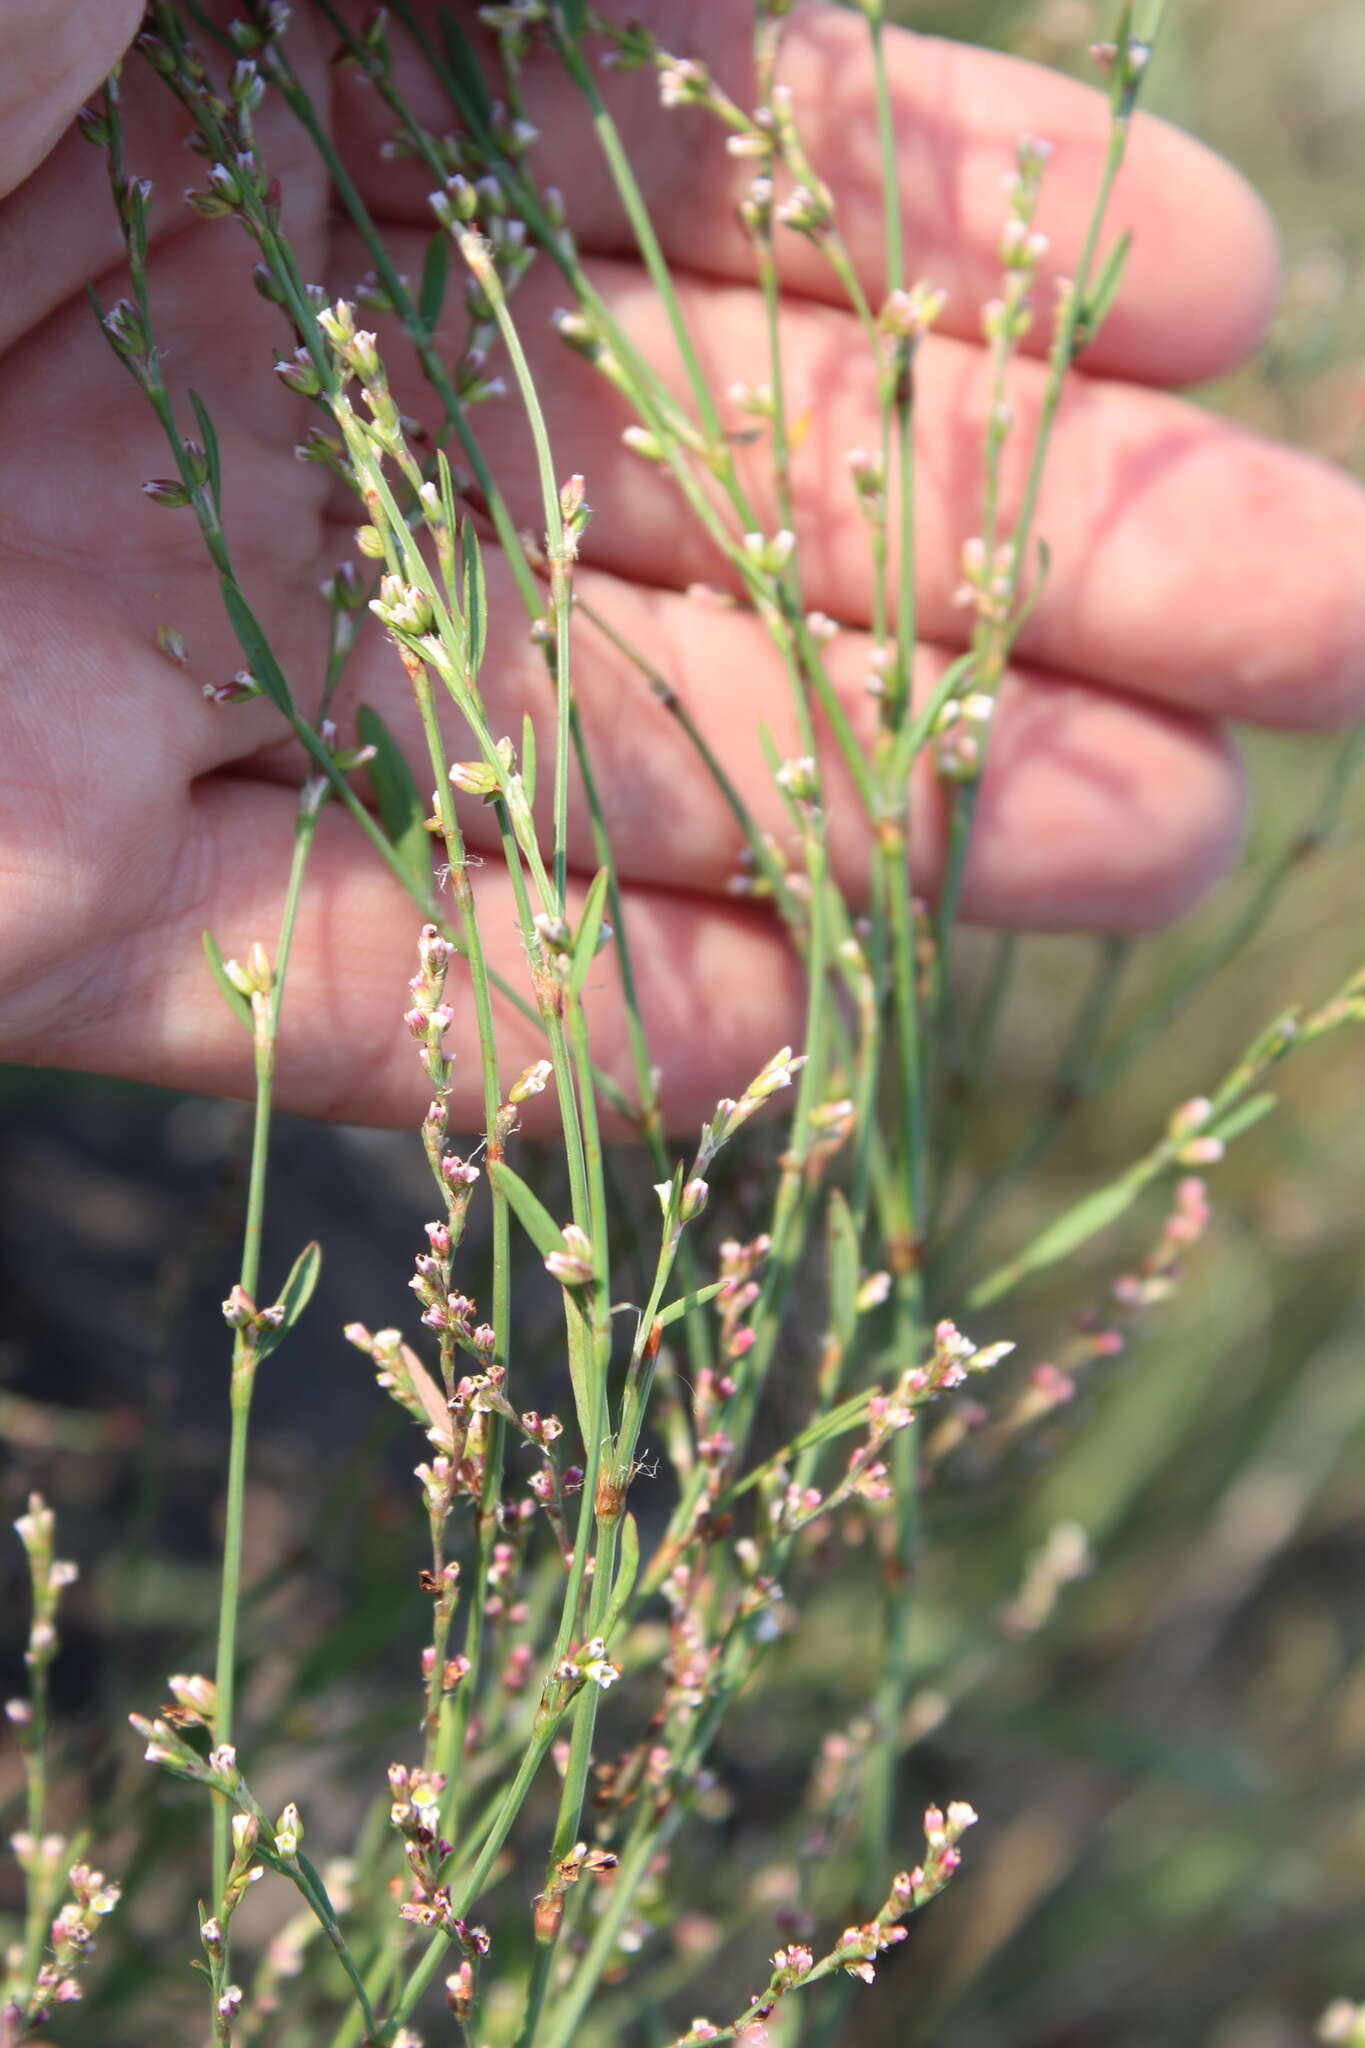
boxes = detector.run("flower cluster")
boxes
[673,1807,977,2044]
[6,1850,122,2019]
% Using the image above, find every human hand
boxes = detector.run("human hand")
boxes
[1,2,1362,1132]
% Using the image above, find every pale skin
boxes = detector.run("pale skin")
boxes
[1,2,1363,1134]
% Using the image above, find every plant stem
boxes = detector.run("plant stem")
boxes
[213,795,320,1904]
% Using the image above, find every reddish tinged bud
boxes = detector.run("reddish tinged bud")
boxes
[534,1890,564,1941]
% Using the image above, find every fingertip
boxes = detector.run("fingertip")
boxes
[943,673,1248,934]
[897,30,1286,388]
[580,887,807,1137]
[1114,717,1249,932]
[0,0,145,199]
[1113,113,1283,387]
[1128,430,1365,731]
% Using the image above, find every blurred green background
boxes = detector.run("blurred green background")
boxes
[3,3,1364,2043]
[870,2,1365,2043]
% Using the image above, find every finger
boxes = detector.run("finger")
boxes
[0,0,143,199]
[337,3,1280,387]
[20,254,1241,943]
[283,549,1245,934]
[0,8,336,358]
[340,241,1365,732]
[0,212,342,754]
[14,778,803,1137]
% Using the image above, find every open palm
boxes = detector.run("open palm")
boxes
[2,0,1362,1132]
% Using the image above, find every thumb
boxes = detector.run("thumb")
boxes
[0,0,144,198]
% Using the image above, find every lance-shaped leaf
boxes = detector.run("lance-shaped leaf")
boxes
[1207,1092,1277,1147]
[220,576,294,714]
[568,868,612,998]
[1074,231,1132,356]
[970,1176,1145,1310]
[357,704,432,892]
[462,521,488,679]
[826,1189,859,1354]
[601,1513,640,1644]
[436,6,495,127]
[653,1280,727,1330]
[418,229,450,332]
[521,712,538,810]
[255,1242,322,1361]
[489,1160,565,1262]
[188,389,223,515]
[202,930,253,1031]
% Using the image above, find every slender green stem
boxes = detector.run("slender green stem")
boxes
[514,1502,623,2048]
[451,232,575,917]
[268,24,547,627]
[756,234,799,567]
[869,9,904,296]
[932,49,1149,1009]
[537,1799,672,2048]
[287,1851,381,2041]
[858,1418,918,1879]
[212,797,320,1903]
[552,36,725,459]
[546,1429,888,2045]
[13,1596,72,2012]
[384,1714,568,2037]
[1013,148,1128,587]
[379,0,720,473]
[400,649,514,1831]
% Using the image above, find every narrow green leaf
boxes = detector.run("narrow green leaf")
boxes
[1001,538,1053,644]
[220,577,293,714]
[1208,1092,1277,1147]
[417,229,450,333]
[728,1389,871,1499]
[558,0,589,40]
[654,1280,726,1330]
[437,449,459,534]
[970,1176,1143,1308]
[433,450,465,627]
[595,1067,637,1128]
[790,1389,875,1456]
[489,1160,566,1261]
[898,648,978,775]
[601,1513,639,1643]
[461,522,488,678]
[1110,4,1136,116]
[278,1240,322,1325]
[1239,1009,1302,1071]
[1077,231,1132,353]
[202,930,253,1031]
[436,6,494,127]
[520,713,537,810]
[1140,0,1170,46]
[256,1240,322,1361]
[356,705,432,890]
[826,1189,859,1351]
[188,389,223,514]
[568,868,612,998]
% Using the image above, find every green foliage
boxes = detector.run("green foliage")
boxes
[6,4,1365,2048]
